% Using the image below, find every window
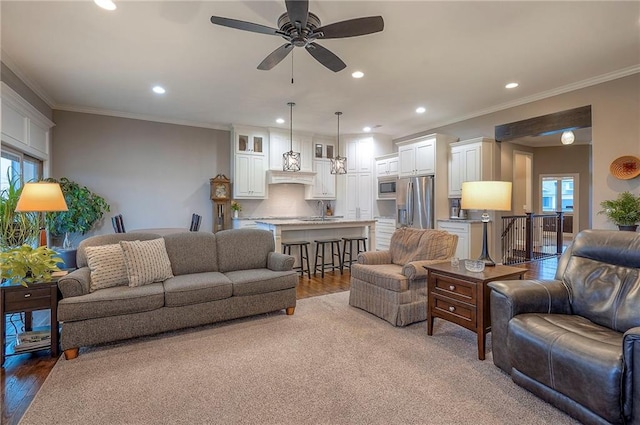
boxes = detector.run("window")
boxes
[1,147,43,191]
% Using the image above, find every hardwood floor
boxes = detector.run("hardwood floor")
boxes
[1,257,558,425]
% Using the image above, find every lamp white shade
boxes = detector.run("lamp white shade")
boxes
[461,181,512,211]
[15,182,68,212]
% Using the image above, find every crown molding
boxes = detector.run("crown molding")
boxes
[1,50,57,107]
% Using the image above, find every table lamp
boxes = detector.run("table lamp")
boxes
[15,182,68,246]
[461,181,512,266]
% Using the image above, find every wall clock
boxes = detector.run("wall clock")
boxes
[210,174,231,201]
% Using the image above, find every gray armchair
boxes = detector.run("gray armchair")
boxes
[488,229,640,425]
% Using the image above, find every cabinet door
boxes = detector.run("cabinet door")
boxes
[415,139,435,175]
[269,133,288,170]
[437,222,470,259]
[358,172,373,219]
[387,157,399,176]
[346,140,359,173]
[398,145,415,177]
[234,155,265,198]
[250,156,266,197]
[448,147,464,197]
[376,159,389,177]
[345,173,359,219]
[463,145,481,182]
[307,160,335,199]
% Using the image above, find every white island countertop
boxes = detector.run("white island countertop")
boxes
[255,218,376,254]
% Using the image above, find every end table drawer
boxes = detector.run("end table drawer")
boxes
[433,295,476,326]
[432,274,476,304]
[4,287,52,311]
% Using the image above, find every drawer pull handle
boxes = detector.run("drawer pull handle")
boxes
[448,306,455,312]
[449,285,455,291]
[24,293,32,298]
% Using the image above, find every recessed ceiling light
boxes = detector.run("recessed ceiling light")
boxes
[505,82,519,89]
[352,71,364,79]
[276,118,285,124]
[416,107,426,114]
[152,86,166,94]
[363,126,371,132]
[94,0,116,11]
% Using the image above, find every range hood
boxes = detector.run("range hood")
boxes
[267,170,316,185]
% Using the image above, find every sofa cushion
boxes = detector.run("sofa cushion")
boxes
[225,269,297,296]
[163,272,232,307]
[120,238,174,287]
[57,283,165,322]
[163,232,218,275]
[85,243,129,292]
[350,263,409,292]
[216,228,274,273]
[509,313,623,424]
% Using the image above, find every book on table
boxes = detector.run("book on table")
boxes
[14,330,51,352]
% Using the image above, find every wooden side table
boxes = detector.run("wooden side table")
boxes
[1,280,60,367]
[425,262,526,360]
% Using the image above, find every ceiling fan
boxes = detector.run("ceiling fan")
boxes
[210,0,384,72]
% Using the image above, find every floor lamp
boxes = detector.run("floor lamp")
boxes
[461,181,512,267]
[15,182,68,246]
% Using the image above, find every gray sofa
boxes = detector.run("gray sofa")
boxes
[57,228,298,360]
[489,229,640,425]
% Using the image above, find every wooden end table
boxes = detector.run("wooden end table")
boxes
[424,261,526,360]
[1,280,61,367]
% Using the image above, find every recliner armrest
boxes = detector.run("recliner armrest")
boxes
[622,327,640,422]
[357,250,391,265]
[488,279,571,374]
[57,267,91,298]
[267,252,295,271]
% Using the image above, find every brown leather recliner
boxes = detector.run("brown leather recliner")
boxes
[489,229,640,425]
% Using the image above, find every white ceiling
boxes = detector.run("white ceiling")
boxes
[1,1,639,139]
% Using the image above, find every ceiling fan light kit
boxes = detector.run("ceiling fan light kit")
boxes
[331,111,347,175]
[210,0,384,72]
[283,102,301,172]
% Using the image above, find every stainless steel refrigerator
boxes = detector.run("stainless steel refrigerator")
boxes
[396,175,435,229]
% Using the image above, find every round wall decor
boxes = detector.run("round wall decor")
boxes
[610,155,640,180]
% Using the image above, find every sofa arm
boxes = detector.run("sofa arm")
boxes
[623,327,640,422]
[357,250,391,265]
[57,267,91,298]
[402,260,449,280]
[267,252,295,271]
[488,279,571,374]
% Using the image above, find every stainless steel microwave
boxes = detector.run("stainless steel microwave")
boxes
[377,178,397,199]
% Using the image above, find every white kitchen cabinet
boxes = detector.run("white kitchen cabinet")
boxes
[397,135,452,177]
[233,154,266,198]
[233,126,267,156]
[437,220,485,260]
[268,129,313,172]
[345,172,373,220]
[448,137,494,198]
[375,153,399,177]
[375,218,397,250]
[305,159,336,200]
[345,136,374,174]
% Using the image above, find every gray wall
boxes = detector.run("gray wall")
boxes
[51,111,230,237]
[1,61,52,120]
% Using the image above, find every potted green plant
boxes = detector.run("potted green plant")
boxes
[44,177,110,248]
[0,172,39,250]
[0,244,63,287]
[598,191,640,231]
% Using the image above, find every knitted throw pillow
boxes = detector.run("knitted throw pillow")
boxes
[85,243,129,292]
[120,238,174,287]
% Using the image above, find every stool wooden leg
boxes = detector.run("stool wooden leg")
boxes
[304,244,311,279]
[313,243,319,277]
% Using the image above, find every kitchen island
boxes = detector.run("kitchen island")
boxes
[255,218,376,258]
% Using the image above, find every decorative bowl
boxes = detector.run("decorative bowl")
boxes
[465,259,485,273]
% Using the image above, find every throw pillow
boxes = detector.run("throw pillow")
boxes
[85,243,129,292]
[120,238,174,287]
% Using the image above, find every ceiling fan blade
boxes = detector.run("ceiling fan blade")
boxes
[210,16,281,36]
[285,0,309,31]
[315,16,384,39]
[305,43,346,72]
[258,43,294,70]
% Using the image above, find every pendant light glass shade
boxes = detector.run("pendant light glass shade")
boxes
[283,102,301,172]
[330,111,347,175]
[561,130,575,145]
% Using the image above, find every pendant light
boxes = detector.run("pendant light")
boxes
[561,130,575,145]
[283,101,301,172]
[330,111,347,174]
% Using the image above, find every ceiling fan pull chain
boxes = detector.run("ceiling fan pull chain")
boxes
[291,50,295,85]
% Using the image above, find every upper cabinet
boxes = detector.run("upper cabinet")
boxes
[234,126,267,156]
[375,153,399,178]
[396,133,457,178]
[1,83,55,160]
[345,136,374,174]
[231,125,269,199]
[305,159,336,200]
[268,129,314,172]
[448,137,495,198]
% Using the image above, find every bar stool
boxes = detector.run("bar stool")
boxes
[342,236,368,270]
[313,238,343,277]
[282,241,311,279]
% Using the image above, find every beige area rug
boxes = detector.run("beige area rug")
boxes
[20,292,578,425]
